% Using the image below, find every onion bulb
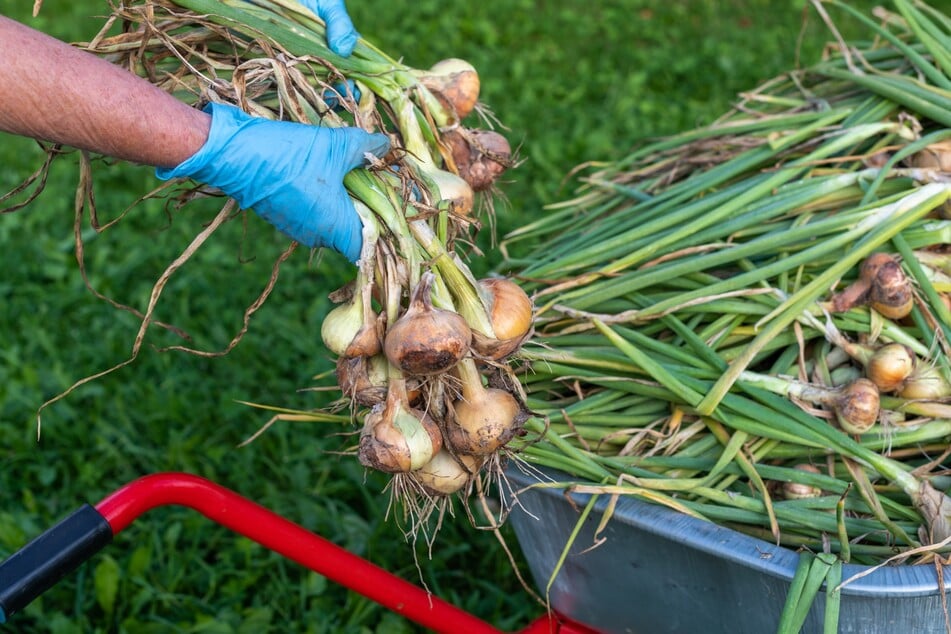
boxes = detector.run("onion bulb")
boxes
[830,252,911,318]
[411,450,483,496]
[866,343,916,392]
[471,278,534,359]
[835,378,879,434]
[417,162,474,216]
[866,254,914,319]
[336,355,384,407]
[443,128,513,192]
[321,279,381,358]
[899,365,951,400]
[782,464,823,500]
[384,272,472,376]
[911,140,951,217]
[358,376,442,473]
[445,357,522,455]
[419,58,480,120]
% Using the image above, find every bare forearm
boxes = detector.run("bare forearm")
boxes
[0,15,209,168]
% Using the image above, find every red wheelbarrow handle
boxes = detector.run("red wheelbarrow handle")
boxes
[0,473,595,634]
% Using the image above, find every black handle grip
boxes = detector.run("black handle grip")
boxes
[0,504,113,623]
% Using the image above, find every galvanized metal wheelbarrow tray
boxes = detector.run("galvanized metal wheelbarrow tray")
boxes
[507,466,951,634]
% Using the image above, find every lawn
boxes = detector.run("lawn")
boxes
[0,1,878,632]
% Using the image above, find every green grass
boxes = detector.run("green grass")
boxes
[0,1,879,632]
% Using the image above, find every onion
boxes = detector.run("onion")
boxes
[358,376,442,473]
[899,365,951,400]
[835,378,879,434]
[471,278,534,359]
[910,140,951,217]
[411,450,483,496]
[414,160,475,216]
[419,58,480,120]
[829,252,912,318]
[444,357,522,455]
[443,128,513,192]
[384,272,472,376]
[321,295,364,356]
[782,464,823,500]
[866,343,916,393]
[321,275,381,358]
[336,355,389,407]
[866,254,913,319]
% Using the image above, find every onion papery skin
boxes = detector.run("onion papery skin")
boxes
[911,140,951,217]
[443,128,512,192]
[336,356,386,407]
[358,387,442,473]
[835,378,880,434]
[419,58,480,120]
[899,366,951,400]
[321,300,364,356]
[444,359,522,456]
[411,450,483,496]
[421,166,474,217]
[866,343,916,393]
[384,275,472,376]
[782,464,823,500]
[471,278,534,359]
[446,388,521,456]
[868,257,914,320]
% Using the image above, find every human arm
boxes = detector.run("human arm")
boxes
[0,14,209,168]
[0,14,388,262]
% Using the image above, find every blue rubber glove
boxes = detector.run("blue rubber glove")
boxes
[300,0,359,57]
[157,103,390,263]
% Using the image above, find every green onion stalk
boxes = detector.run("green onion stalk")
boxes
[499,2,951,630]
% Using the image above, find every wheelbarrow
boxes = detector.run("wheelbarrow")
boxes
[0,472,597,633]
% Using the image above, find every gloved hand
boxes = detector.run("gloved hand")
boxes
[299,0,359,57]
[157,102,390,263]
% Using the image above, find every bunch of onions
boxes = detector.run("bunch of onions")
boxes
[64,0,537,509]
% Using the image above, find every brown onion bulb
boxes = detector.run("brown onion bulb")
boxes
[911,140,951,217]
[899,366,951,400]
[358,378,442,473]
[835,378,879,434]
[782,464,823,500]
[420,58,480,119]
[867,255,913,319]
[866,343,916,392]
[471,278,534,360]
[411,450,483,496]
[442,128,513,192]
[384,272,472,376]
[444,357,522,456]
[336,355,386,407]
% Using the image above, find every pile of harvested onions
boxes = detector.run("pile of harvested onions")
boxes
[499,1,951,630]
[12,0,535,503]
